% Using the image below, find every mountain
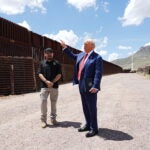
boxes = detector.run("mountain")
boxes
[111,45,150,70]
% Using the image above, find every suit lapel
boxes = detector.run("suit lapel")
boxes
[75,53,85,75]
[76,51,95,73]
[83,51,95,69]
[77,53,85,65]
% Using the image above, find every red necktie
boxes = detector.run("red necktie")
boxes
[78,54,88,80]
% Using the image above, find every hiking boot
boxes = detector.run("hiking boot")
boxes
[41,121,47,128]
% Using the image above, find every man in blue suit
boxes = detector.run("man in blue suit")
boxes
[60,39,103,137]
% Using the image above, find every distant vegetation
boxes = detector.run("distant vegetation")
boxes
[137,66,150,79]
[111,45,150,70]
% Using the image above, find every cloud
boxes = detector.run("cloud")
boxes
[108,53,119,61]
[81,33,108,51]
[96,36,108,49]
[44,30,79,47]
[18,20,31,30]
[96,26,103,34]
[101,1,109,13]
[98,50,108,56]
[119,0,150,26]
[44,30,109,55]
[0,0,47,15]
[67,0,96,11]
[117,45,132,50]
[82,32,93,42]
[144,42,150,47]
[83,35,108,56]
[128,51,137,56]
[79,33,93,50]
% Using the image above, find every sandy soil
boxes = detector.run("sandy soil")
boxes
[0,73,150,150]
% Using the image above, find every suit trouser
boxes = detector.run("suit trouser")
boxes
[79,90,98,131]
[40,88,58,122]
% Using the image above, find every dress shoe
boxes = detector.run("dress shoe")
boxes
[78,126,90,132]
[51,118,59,125]
[86,130,98,137]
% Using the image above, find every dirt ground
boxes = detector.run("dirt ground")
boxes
[0,73,150,150]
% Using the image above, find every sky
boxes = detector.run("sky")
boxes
[0,0,150,62]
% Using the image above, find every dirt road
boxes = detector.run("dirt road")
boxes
[0,73,150,150]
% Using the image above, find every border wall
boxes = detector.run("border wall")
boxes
[0,17,123,95]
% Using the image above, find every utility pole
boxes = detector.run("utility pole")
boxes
[131,54,134,71]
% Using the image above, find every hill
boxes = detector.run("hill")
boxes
[112,45,150,70]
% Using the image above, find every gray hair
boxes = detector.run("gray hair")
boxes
[84,39,95,48]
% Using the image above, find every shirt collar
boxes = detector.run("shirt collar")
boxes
[86,50,94,57]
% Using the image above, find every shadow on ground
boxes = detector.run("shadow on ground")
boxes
[47,121,81,128]
[98,128,133,141]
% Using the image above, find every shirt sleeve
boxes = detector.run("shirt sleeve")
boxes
[56,63,62,75]
[38,62,44,74]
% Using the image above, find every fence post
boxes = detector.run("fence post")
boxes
[32,60,37,91]
[10,63,14,95]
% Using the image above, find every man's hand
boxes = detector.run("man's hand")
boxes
[45,80,54,88]
[89,88,98,93]
[60,40,67,49]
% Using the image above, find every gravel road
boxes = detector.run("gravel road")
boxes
[0,73,150,150]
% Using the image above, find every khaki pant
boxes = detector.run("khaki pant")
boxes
[40,88,58,122]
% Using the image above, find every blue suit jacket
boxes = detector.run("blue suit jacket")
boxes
[64,48,103,91]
